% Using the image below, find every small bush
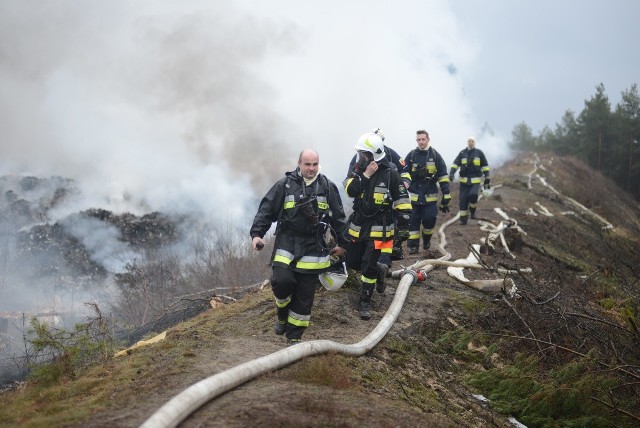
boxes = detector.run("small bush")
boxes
[26,304,118,386]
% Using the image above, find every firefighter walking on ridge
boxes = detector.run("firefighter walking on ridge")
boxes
[251,149,348,345]
[449,136,490,225]
[343,132,412,320]
[401,130,451,254]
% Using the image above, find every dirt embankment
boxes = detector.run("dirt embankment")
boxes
[4,152,640,427]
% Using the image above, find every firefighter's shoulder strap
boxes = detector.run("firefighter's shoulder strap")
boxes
[406,147,434,165]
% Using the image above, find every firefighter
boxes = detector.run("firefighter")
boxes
[347,128,407,264]
[251,149,348,345]
[449,136,490,225]
[401,130,451,254]
[343,132,412,320]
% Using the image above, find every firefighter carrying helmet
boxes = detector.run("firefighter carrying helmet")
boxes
[319,262,348,291]
[355,132,385,162]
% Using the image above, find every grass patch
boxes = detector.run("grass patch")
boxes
[288,353,353,389]
[467,352,639,427]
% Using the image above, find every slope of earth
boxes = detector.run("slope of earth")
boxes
[1,152,639,427]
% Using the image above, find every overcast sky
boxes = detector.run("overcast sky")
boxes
[1,0,638,223]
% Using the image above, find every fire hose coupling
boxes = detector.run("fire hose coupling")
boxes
[400,269,428,285]
[415,270,428,282]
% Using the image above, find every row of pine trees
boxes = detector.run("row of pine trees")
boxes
[510,83,640,200]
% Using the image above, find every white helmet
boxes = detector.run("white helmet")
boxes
[370,128,385,141]
[319,262,348,291]
[355,132,385,162]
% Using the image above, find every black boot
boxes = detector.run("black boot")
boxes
[470,209,476,219]
[274,319,286,335]
[360,301,371,320]
[360,282,373,320]
[423,240,431,251]
[275,307,287,335]
[376,262,388,293]
[460,216,468,225]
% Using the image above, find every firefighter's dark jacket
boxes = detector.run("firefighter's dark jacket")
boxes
[343,158,412,241]
[401,147,451,205]
[250,168,348,273]
[450,147,490,185]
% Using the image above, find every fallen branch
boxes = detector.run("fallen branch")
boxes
[589,395,640,423]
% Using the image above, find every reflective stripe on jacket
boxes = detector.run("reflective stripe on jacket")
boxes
[343,159,411,241]
[250,169,348,274]
[401,147,451,205]
[450,148,490,184]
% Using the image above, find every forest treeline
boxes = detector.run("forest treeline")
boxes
[510,83,640,200]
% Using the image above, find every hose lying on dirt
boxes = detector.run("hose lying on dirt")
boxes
[447,244,518,295]
[390,187,527,295]
[139,269,420,428]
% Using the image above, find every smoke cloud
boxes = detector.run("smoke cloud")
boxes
[0,1,510,222]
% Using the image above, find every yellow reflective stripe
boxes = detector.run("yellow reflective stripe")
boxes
[361,275,376,284]
[425,195,438,202]
[409,232,420,240]
[422,228,434,236]
[401,172,412,180]
[381,247,392,253]
[482,166,490,173]
[395,202,412,210]
[473,158,481,166]
[288,310,310,327]
[373,191,388,205]
[470,177,483,184]
[317,195,328,210]
[451,164,459,170]
[443,194,452,201]
[343,177,354,191]
[284,195,296,209]
[273,249,294,266]
[295,255,332,270]
[438,175,450,183]
[275,296,291,308]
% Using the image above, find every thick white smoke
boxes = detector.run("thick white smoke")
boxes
[0,1,511,224]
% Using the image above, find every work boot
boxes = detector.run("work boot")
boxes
[423,240,431,251]
[376,262,388,293]
[359,301,371,320]
[460,216,468,225]
[274,319,286,336]
[470,210,477,219]
[408,246,418,255]
[287,338,302,346]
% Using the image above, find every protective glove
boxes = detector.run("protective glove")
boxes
[484,178,491,189]
[439,198,450,213]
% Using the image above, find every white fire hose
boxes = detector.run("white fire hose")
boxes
[142,185,531,427]
[140,268,421,428]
